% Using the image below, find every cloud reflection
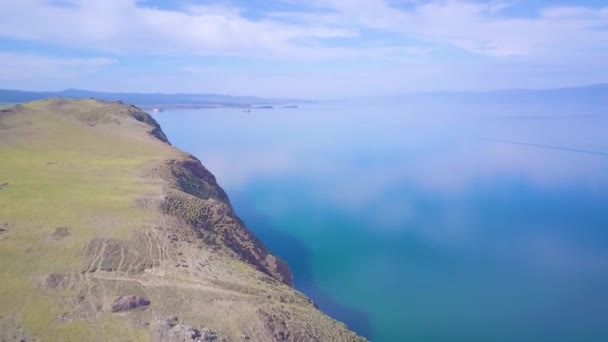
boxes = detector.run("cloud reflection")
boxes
[155,100,608,340]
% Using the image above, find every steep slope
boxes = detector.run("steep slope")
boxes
[0,99,364,341]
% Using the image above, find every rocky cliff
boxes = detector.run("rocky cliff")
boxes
[0,99,365,341]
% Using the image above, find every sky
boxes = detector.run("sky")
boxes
[0,0,607,97]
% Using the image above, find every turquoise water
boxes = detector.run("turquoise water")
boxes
[154,99,608,341]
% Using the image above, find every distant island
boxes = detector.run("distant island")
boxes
[0,89,312,111]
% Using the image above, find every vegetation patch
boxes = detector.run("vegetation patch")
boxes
[51,227,71,240]
[44,273,68,290]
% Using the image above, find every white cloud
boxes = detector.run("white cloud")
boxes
[0,52,115,82]
[1,0,606,60]
[281,0,608,58]
[0,0,356,59]
[0,1,607,94]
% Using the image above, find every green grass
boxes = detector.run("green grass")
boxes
[0,100,174,339]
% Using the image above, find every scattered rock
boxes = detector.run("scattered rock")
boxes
[51,227,71,240]
[0,222,13,234]
[0,183,8,190]
[160,316,179,329]
[171,325,201,341]
[111,295,151,312]
[199,328,217,341]
[157,316,217,341]
[307,298,319,309]
[44,273,66,290]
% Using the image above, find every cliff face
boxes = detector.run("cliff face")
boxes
[0,99,364,342]
[155,154,293,286]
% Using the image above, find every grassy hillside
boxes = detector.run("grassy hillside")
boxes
[0,99,364,341]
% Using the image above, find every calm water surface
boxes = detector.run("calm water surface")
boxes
[154,99,608,341]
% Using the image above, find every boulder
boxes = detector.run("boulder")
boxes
[110,295,151,312]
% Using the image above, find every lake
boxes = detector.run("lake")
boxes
[154,98,608,341]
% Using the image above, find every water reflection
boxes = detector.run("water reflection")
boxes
[230,192,375,339]
[155,98,608,341]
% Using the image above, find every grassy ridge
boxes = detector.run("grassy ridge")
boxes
[0,99,364,341]
[0,100,169,340]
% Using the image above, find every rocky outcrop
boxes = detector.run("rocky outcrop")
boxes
[157,316,217,342]
[111,295,151,312]
[153,155,293,285]
[126,103,171,144]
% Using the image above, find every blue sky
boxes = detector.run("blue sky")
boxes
[0,0,607,97]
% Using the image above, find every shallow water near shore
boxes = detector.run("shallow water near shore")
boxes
[154,98,608,341]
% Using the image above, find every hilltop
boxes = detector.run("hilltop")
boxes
[0,99,364,341]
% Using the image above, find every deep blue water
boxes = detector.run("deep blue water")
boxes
[154,99,608,341]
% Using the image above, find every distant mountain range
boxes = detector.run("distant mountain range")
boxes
[0,89,307,109]
[1,84,607,109]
